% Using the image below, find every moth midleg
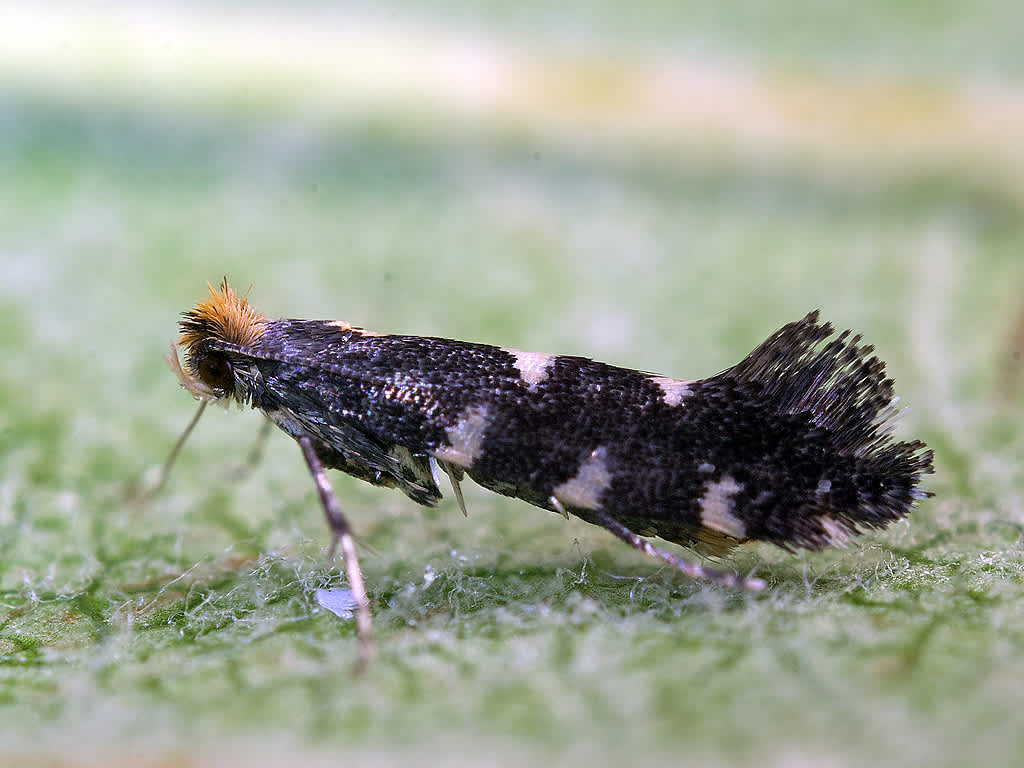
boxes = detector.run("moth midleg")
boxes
[297,435,375,672]
[229,416,274,481]
[590,510,766,591]
[436,459,469,517]
[548,495,571,521]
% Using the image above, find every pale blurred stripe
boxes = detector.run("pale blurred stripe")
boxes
[2,3,1022,200]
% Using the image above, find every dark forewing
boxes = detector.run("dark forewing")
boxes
[215,314,931,553]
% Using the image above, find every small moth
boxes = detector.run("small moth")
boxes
[165,280,933,666]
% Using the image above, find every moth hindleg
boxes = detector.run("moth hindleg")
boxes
[590,510,766,591]
[297,435,375,672]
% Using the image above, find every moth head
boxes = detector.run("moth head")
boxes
[169,278,267,403]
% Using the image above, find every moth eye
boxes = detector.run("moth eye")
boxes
[197,355,234,391]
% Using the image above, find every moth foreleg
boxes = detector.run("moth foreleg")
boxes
[133,400,209,502]
[590,510,766,591]
[297,435,375,673]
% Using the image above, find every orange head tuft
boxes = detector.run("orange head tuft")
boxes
[179,278,267,354]
[171,279,268,402]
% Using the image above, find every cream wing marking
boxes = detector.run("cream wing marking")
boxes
[434,403,491,469]
[649,376,694,407]
[504,348,557,391]
[552,446,612,511]
[698,475,747,539]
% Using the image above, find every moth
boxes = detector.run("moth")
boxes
[165,280,933,666]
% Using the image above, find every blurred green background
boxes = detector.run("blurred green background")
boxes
[2,2,1023,766]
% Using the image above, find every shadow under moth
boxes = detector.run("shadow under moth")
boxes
[163,280,933,668]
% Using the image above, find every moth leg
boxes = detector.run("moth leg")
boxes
[591,510,766,591]
[230,416,274,481]
[297,435,375,672]
[437,460,469,518]
[548,495,571,521]
[133,400,209,501]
